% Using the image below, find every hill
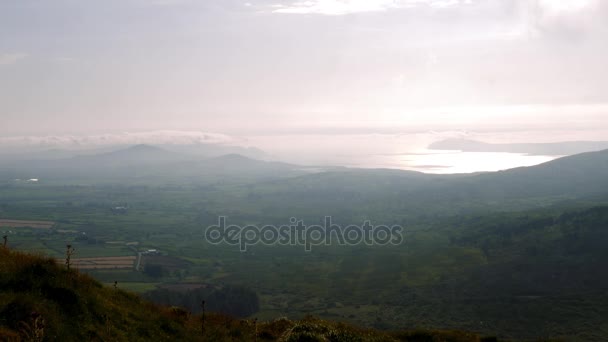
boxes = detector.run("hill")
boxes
[0,248,499,341]
[464,148,608,199]
[0,145,312,185]
[3,145,608,202]
[397,206,608,341]
[72,144,183,165]
[235,149,608,221]
[429,138,608,156]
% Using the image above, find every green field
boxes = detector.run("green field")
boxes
[2,154,608,342]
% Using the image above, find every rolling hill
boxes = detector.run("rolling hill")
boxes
[0,145,312,185]
[227,149,608,223]
[429,138,608,156]
[0,248,499,341]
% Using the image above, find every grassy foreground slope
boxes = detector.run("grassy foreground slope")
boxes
[0,248,503,342]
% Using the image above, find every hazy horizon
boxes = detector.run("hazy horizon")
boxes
[2,129,608,173]
[2,0,607,172]
[3,3,608,339]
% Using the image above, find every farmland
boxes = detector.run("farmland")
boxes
[62,256,137,270]
[0,219,55,229]
[2,171,608,341]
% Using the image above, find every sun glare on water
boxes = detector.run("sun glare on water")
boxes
[402,151,560,174]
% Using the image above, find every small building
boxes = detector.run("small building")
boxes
[143,249,160,255]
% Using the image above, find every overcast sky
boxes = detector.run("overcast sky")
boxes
[1,0,607,140]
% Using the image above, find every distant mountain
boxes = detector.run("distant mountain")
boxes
[237,149,608,220]
[71,144,184,166]
[460,148,608,199]
[207,153,262,163]
[0,145,311,185]
[429,138,608,156]
[3,145,608,211]
[203,153,296,170]
[162,143,268,160]
[0,140,269,163]
[159,153,311,184]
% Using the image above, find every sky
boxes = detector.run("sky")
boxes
[1,0,607,171]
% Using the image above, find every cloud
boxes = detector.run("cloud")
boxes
[270,0,466,15]
[0,53,28,66]
[134,0,193,5]
[529,0,606,40]
[0,130,236,152]
[538,0,594,13]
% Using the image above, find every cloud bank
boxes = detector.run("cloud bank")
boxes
[0,131,235,153]
[271,0,468,15]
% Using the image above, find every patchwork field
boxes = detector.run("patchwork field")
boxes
[62,256,137,270]
[1,172,608,341]
[140,255,192,271]
[158,283,212,291]
[0,219,55,229]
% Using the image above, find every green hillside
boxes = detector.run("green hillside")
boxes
[3,150,608,341]
[0,248,503,342]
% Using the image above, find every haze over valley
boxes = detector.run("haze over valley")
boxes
[1,1,608,341]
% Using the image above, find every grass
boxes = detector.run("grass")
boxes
[0,248,503,341]
[112,282,160,293]
[1,184,604,340]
